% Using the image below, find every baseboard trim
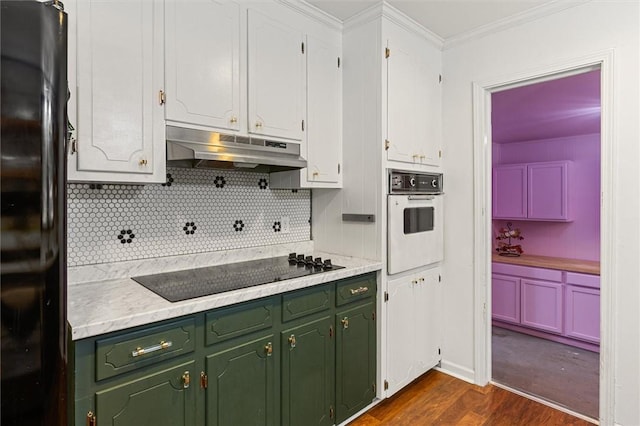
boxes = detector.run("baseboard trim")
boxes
[492,381,599,425]
[436,360,475,384]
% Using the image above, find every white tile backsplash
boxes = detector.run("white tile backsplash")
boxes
[67,167,310,266]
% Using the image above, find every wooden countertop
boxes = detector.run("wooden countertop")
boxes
[492,253,600,275]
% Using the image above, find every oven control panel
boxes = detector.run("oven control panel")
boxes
[389,171,443,194]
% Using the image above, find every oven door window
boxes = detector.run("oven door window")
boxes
[403,207,434,234]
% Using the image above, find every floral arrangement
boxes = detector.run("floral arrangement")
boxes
[495,222,524,257]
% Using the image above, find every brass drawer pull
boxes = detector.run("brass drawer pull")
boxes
[341,317,349,329]
[350,286,369,295]
[131,340,172,357]
[265,342,273,356]
[288,334,296,348]
[182,371,190,389]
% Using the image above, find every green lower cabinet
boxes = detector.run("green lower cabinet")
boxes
[95,360,197,426]
[281,316,335,426]
[335,302,376,424]
[205,334,277,426]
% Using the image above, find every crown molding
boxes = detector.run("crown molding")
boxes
[280,0,343,31]
[443,0,590,50]
[343,1,444,49]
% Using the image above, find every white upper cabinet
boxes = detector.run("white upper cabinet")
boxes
[247,9,305,141]
[164,0,241,132]
[305,35,341,184]
[67,0,166,183]
[385,22,442,167]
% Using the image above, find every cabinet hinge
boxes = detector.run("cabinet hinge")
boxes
[329,325,333,338]
[439,274,442,282]
[338,163,341,174]
[329,405,334,419]
[372,311,376,321]
[86,411,96,426]
[384,380,389,390]
[385,47,390,58]
[384,291,389,302]
[439,74,442,83]
[439,149,442,158]
[384,139,390,151]
[158,89,166,105]
[337,57,341,68]
[372,382,376,393]
[301,42,305,54]
[200,371,208,389]
[301,119,305,131]
[438,347,441,355]
[71,138,78,155]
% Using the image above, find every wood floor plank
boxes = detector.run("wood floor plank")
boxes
[348,370,594,426]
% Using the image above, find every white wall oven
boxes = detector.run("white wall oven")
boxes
[387,171,444,274]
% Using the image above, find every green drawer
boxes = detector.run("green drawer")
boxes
[206,297,275,346]
[282,284,332,322]
[336,273,376,306]
[95,317,196,381]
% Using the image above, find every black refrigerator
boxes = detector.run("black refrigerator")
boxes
[1,1,68,425]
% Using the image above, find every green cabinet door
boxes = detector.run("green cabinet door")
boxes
[205,334,277,426]
[335,302,376,424]
[95,360,197,426]
[281,316,335,426]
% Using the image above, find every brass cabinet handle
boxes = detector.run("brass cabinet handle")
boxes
[341,317,349,329]
[264,341,273,356]
[131,340,172,357]
[86,411,96,426]
[419,277,425,282]
[139,158,148,166]
[255,121,263,128]
[350,286,369,295]
[288,334,296,348]
[411,279,418,285]
[182,371,190,389]
[420,155,425,160]
[412,154,419,160]
[230,116,238,124]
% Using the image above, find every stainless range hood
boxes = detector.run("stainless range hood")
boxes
[166,125,307,172]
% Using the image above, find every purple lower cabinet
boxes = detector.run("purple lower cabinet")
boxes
[520,279,564,334]
[491,274,521,324]
[565,285,600,344]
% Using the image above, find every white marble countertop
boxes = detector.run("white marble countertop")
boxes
[67,244,382,340]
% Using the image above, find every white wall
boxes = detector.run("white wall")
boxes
[441,2,639,425]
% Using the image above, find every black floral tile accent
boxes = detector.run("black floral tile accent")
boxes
[233,220,245,232]
[214,176,226,188]
[258,178,268,190]
[162,173,174,187]
[183,222,197,235]
[117,229,135,244]
[272,221,281,232]
[291,189,298,193]
[89,184,103,190]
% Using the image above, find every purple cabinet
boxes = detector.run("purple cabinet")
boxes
[492,161,571,221]
[521,279,563,334]
[491,274,520,324]
[565,273,600,344]
[493,165,527,219]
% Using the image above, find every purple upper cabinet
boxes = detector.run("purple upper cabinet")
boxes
[528,161,570,221]
[492,161,572,222]
[493,164,527,219]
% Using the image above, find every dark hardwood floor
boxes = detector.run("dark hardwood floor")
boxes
[348,370,594,425]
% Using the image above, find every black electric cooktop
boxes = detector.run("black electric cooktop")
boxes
[132,253,344,302]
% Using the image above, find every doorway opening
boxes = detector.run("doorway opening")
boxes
[489,68,601,419]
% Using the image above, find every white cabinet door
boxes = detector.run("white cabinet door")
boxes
[385,24,441,167]
[247,9,305,141]
[385,274,417,396]
[305,35,341,184]
[69,0,165,183]
[386,266,441,396]
[164,0,241,132]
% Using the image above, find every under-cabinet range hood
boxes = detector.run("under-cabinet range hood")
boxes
[166,126,307,172]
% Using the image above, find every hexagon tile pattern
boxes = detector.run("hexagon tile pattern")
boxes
[67,168,310,266]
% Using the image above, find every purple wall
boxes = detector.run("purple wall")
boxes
[492,134,600,261]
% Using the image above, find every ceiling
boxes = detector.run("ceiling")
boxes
[491,69,601,144]
[306,0,566,40]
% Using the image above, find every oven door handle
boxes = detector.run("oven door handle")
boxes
[407,195,434,201]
